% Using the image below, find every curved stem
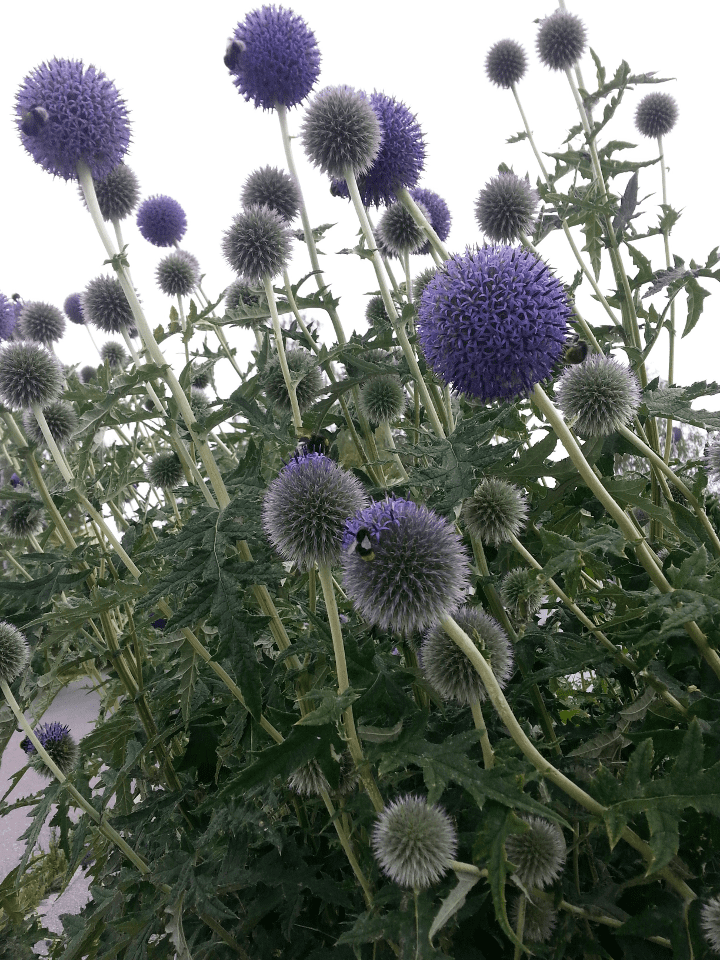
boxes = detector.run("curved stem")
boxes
[469,698,495,768]
[657,133,676,463]
[263,274,304,435]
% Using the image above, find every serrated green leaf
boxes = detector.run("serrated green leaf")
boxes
[581,214,603,280]
[683,277,710,338]
[429,871,481,946]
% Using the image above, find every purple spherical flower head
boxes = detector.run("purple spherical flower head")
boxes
[63,293,85,325]
[410,188,451,256]
[331,92,425,208]
[342,497,470,636]
[15,58,130,181]
[418,246,570,403]
[136,195,187,247]
[20,720,79,779]
[0,294,19,341]
[227,5,321,111]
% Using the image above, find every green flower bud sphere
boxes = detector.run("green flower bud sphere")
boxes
[222,204,293,284]
[241,165,301,222]
[79,365,97,384]
[18,301,66,346]
[500,568,544,620]
[462,478,529,546]
[358,374,406,425]
[23,401,78,448]
[4,501,43,540]
[635,92,678,139]
[475,172,538,245]
[376,200,430,257]
[365,294,391,328]
[556,354,640,436]
[83,275,133,334]
[412,267,437,304]
[510,895,557,943]
[301,85,382,180]
[371,795,457,890]
[99,341,128,368]
[224,279,267,327]
[147,451,184,489]
[263,348,323,413]
[485,39,528,88]
[288,753,357,798]
[505,816,567,889]
[79,162,140,221]
[0,620,30,685]
[0,341,63,410]
[156,250,200,298]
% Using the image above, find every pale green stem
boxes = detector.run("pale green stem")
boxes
[319,788,373,906]
[513,895,526,960]
[194,283,246,379]
[376,418,409,482]
[84,323,101,355]
[658,134,676,463]
[30,404,73,483]
[177,294,190,368]
[469,698,495,768]
[396,187,450,262]
[263,274,304,434]
[74,490,143,580]
[2,549,33,579]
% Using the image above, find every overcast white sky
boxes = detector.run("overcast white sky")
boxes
[1,1,717,404]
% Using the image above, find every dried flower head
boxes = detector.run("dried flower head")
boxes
[147,451,184,489]
[80,162,140,221]
[63,294,85,325]
[418,246,570,402]
[18,302,65,347]
[4,500,43,540]
[485,39,528,88]
[241,165,301,222]
[136,195,187,247]
[83,275,133,334]
[475,172,538,244]
[0,620,31,684]
[556,354,641,436]
[371,795,457,889]
[0,341,63,409]
[463,478,529,546]
[421,605,513,704]
[701,896,720,953]
[377,200,430,257]
[358,374,406,425]
[15,58,130,181]
[301,85,382,181]
[263,348,323,413]
[156,250,201,298]
[342,497,470,635]
[510,895,558,943]
[222,204,293,283]
[505,816,567,889]
[410,188,451,255]
[99,340,128,368]
[500,568,544,620]
[227,5,321,111]
[20,721,79,779]
[263,452,369,570]
[23,401,78,448]
[1,293,20,342]
[635,92,678,138]
[536,9,587,71]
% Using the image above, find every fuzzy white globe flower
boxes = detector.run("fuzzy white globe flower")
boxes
[371,794,457,889]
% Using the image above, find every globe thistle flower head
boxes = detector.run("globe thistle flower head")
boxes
[23,401,78,448]
[263,348,323,413]
[331,91,426,208]
[365,294,391,328]
[555,354,641,436]
[263,452,369,571]
[147,451,184,489]
[1,293,20,341]
[79,364,97,384]
[342,497,471,635]
[377,200,430,257]
[413,267,438,304]
[463,478,529,546]
[505,816,567,889]
[228,5,321,111]
[417,245,570,402]
[701,896,720,953]
[4,500,43,540]
[156,250,200,298]
[510,895,557,943]
[371,795,457,889]
[358,374,406,425]
[222,204,293,283]
[301,85,382,181]
[81,162,141,221]
[485,39,528,88]
[63,293,85,325]
[190,388,211,420]
[191,368,211,390]
[500,568,544,620]
[536,9,587,71]
[241,165,301,222]
[99,340,128,368]
[0,341,63,409]
[18,301,65,346]
[136,195,187,247]
[15,58,130,181]
[635,92,678,139]
[83,275,133,334]
[410,188,451,255]
[421,605,513,704]
[0,620,31,685]
[288,753,357,798]
[475,172,539,244]
[20,721,79,779]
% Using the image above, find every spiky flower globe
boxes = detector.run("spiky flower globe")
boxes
[635,92,678,139]
[556,354,641,437]
[156,250,200,298]
[417,246,570,403]
[701,896,720,953]
[147,451,184,489]
[288,753,357,798]
[79,365,97,384]
[189,388,211,420]
[83,275,133,334]
[263,452,369,571]
[23,401,78,448]
[4,500,43,540]
[18,302,65,347]
[78,161,140,222]
[377,200,430,257]
[536,9,587,71]
[510,895,558,943]
[485,39,528,88]
[222,204,293,283]
[413,268,438,304]
[0,620,31,685]
[63,293,85,325]
[191,368,211,390]
[136,195,187,247]
[99,340,128,368]
[241,165,301,222]
[20,721,79,779]
[410,188,451,255]
[365,295,391,328]
[15,58,130,181]
[0,341,63,409]
[227,5,321,111]
[358,375,406,425]
[301,85,381,181]
[331,92,426,208]
[463,478,529,546]
[342,497,470,635]
[475,172,539,244]
[224,279,267,327]
[371,795,457,890]
[1,293,20,341]
[421,605,513,704]
[505,816,567,889]
[501,568,544,620]
[263,348,323,413]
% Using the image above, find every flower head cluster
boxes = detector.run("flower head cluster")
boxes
[81,162,140,221]
[463,477,529,546]
[147,451,184,489]
[536,9,587,71]
[23,401,78,448]
[418,246,570,403]
[410,188,451,255]
[18,302,65,347]
[421,605,513,704]
[241,166,301,222]
[555,354,641,436]
[505,816,567,889]
[0,620,30,685]
[1,293,19,341]
[227,5,321,111]
[63,293,85,325]
[263,348,323,412]
[475,172,538,244]
[156,250,200,298]
[20,721,79,779]
[0,341,63,409]
[136,195,187,247]
[15,58,130,181]
[263,452,369,571]
[301,85,381,181]
[485,39,528,88]
[635,92,678,139]
[83,276,133,333]
[377,200,429,257]
[358,374,406,425]
[222,204,293,283]
[371,795,457,889]
[341,497,470,635]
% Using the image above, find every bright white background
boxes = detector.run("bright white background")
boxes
[0,1,717,401]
